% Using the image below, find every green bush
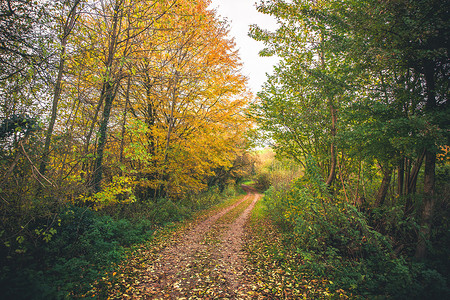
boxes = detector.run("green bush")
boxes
[150,198,191,225]
[254,171,271,191]
[0,205,155,299]
[262,157,449,299]
[179,184,242,212]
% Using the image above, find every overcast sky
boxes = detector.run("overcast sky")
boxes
[208,0,279,94]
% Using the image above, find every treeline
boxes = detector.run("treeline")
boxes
[1,0,251,205]
[251,0,449,298]
[0,0,254,298]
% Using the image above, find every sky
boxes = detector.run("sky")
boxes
[208,0,279,95]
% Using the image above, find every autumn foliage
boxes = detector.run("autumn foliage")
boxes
[1,0,250,206]
[0,0,253,297]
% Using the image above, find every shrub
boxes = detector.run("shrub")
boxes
[254,171,271,191]
[150,198,190,225]
[0,205,155,299]
[262,156,449,299]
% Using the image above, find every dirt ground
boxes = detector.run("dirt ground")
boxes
[129,189,263,299]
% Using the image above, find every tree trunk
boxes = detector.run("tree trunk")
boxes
[92,1,122,192]
[163,71,179,164]
[415,150,436,259]
[39,42,66,178]
[319,31,337,187]
[415,62,437,259]
[397,158,404,197]
[353,161,362,205]
[38,0,81,178]
[405,157,411,194]
[93,82,116,192]
[119,77,130,164]
[84,85,105,155]
[376,166,392,206]
[404,150,425,214]
[326,106,337,186]
[145,80,156,155]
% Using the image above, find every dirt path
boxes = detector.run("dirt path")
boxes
[129,191,262,299]
[216,193,259,293]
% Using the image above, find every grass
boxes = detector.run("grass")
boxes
[241,180,256,186]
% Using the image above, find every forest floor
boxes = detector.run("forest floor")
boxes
[102,186,268,299]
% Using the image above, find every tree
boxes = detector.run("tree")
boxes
[0,0,48,83]
[0,0,53,195]
[326,0,449,258]
[45,0,251,204]
[38,0,82,180]
[252,0,449,259]
[250,0,354,186]
[123,0,251,199]
[67,0,178,192]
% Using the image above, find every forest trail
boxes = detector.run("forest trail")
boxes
[125,188,262,299]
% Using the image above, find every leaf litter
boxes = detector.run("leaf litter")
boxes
[95,189,263,299]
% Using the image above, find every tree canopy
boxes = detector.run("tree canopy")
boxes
[250,0,449,258]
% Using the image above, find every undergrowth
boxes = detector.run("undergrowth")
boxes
[0,184,242,299]
[246,198,348,299]
[250,157,449,299]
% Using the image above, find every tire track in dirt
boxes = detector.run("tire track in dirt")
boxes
[216,192,261,297]
[134,192,255,298]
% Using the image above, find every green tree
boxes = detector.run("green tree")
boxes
[252,0,449,258]
[250,0,353,186]
[326,0,449,258]
[38,0,82,180]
